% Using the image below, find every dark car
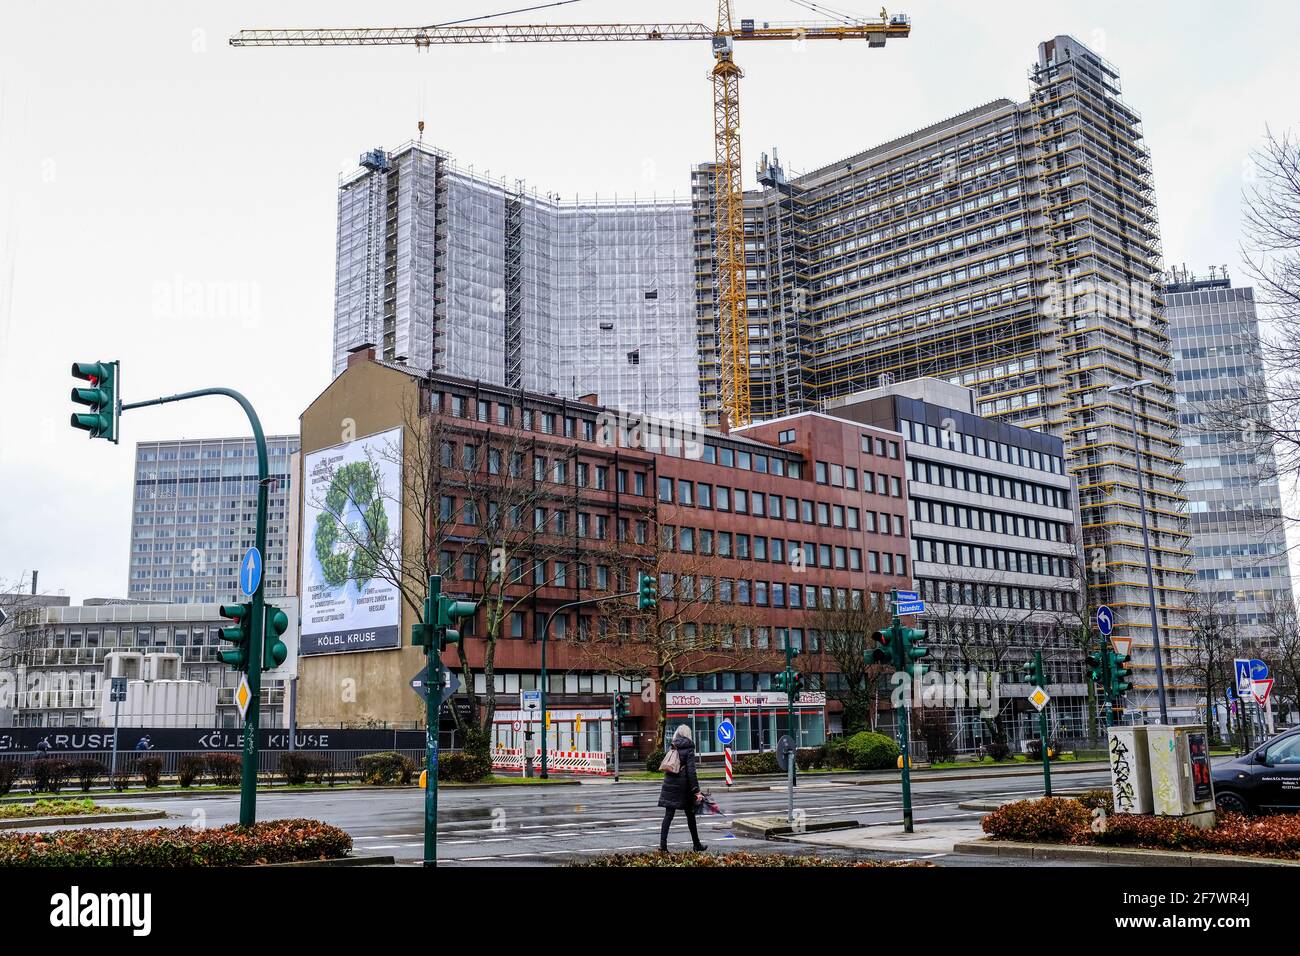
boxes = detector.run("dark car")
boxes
[1212,728,1300,814]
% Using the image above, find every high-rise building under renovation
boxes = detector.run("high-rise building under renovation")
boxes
[697,35,1194,717]
[128,436,299,605]
[1165,267,1295,643]
[332,140,699,422]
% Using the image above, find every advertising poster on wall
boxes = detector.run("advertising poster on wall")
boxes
[300,426,403,655]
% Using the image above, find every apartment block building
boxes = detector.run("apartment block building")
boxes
[128,436,299,605]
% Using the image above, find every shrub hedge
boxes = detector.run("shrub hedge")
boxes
[981,796,1093,842]
[0,764,19,797]
[437,749,491,783]
[178,754,206,788]
[1075,789,1114,814]
[735,751,780,775]
[75,759,107,793]
[355,752,416,786]
[0,819,352,867]
[645,748,664,773]
[279,753,330,786]
[205,753,242,787]
[843,731,899,770]
[136,756,164,789]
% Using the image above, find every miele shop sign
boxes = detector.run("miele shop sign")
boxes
[667,691,826,709]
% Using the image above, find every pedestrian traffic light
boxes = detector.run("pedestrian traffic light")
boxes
[218,602,252,671]
[263,604,289,670]
[1086,651,1105,685]
[637,572,658,610]
[70,360,119,442]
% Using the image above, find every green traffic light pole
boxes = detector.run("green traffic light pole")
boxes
[1033,650,1052,796]
[889,588,916,834]
[120,387,270,827]
[538,588,641,778]
[421,575,444,869]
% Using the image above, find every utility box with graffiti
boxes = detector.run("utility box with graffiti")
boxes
[1147,725,1216,828]
[1107,725,1153,814]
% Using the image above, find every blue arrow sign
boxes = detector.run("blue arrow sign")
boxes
[894,590,919,603]
[1250,658,1269,681]
[1234,659,1253,696]
[1096,605,1114,637]
[717,719,736,746]
[895,600,925,615]
[240,546,263,597]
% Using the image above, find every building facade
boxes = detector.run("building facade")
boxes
[828,378,1089,748]
[333,141,699,423]
[695,35,1194,718]
[1166,268,1296,643]
[297,349,911,756]
[5,600,293,729]
[128,436,299,605]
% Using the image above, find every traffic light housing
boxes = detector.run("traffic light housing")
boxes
[436,594,478,651]
[263,604,289,670]
[870,626,895,666]
[900,625,929,677]
[637,572,658,610]
[789,671,805,698]
[1107,648,1132,696]
[219,602,253,671]
[1021,656,1045,688]
[613,692,630,720]
[70,361,119,442]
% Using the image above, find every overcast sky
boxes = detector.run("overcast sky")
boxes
[2,0,1298,602]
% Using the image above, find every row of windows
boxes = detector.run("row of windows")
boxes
[918,577,1079,613]
[659,478,904,516]
[909,458,1068,510]
[913,537,1072,579]
[911,497,1070,544]
[900,419,1063,476]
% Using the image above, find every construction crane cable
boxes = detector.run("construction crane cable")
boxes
[424,0,590,30]
[785,0,861,25]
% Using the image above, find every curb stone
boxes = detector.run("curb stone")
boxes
[0,810,167,829]
[953,838,1300,867]
[251,854,397,868]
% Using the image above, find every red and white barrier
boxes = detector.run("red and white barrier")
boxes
[724,746,733,787]
[491,746,610,775]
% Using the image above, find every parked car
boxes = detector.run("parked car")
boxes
[1212,728,1300,814]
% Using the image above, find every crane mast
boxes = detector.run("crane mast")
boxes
[231,7,912,426]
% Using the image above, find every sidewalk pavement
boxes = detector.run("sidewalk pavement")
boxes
[589,760,1109,788]
[772,819,988,856]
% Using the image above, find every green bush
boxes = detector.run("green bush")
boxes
[136,756,163,789]
[279,753,329,786]
[0,763,21,797]
[437,749,491,783]
[178,754,206,788]
[645,748,664,773]
[735,751,780,775]
[824,736,854,769]
[75,759,107,793]
[205,753,242,787]
[0,818,352,867]
[111,771,131,792]
[355,752,416,786]
[981,797,1093,843]
[843,731,899,770]
[984,737,1012,761]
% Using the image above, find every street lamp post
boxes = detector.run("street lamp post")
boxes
[1107,378,1169,723]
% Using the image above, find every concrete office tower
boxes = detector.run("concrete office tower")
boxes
[333,141,700,423]
[128,436,299,605]
[1165,267,1296,641]
[699,36,1193,718]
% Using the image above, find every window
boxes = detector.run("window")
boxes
[658,476,673,502]
[678,480,694,506]
[698,483,713,508]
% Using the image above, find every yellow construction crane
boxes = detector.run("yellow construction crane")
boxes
[231,5,911,427]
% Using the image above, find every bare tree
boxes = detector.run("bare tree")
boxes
[805,599,891,733]
[1178,590,1240,746]
[1258,595,1300,725]
[1044,555,1102,748]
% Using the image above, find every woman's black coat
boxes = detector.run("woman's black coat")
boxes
[657,734,701,810]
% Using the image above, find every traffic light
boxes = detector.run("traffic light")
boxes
[70,361,119,442]
[1021,656,1045,688]
[263,604,289,670]
[436,593,478,651]
[900,625,929,677]
[789,671,805,698]
[870,626,896,666]
[218,602,253,671]
[637,572,658,610]
[613,692,630,720]
[1107,648,1132,696]
[1086,650,1105,685]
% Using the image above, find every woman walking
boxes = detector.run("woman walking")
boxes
[658,724,707,853]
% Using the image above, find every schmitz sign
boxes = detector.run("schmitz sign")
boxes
[666,691,826,708]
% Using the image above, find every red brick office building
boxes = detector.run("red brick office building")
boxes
[296,348,910,759]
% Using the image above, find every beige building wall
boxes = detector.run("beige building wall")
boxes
[295,356,428,727]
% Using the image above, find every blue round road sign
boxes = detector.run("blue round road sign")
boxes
[1250,659,1269,681]
[240,546,263,597]
[1096,605,1114,637]
[717,719,736,746]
